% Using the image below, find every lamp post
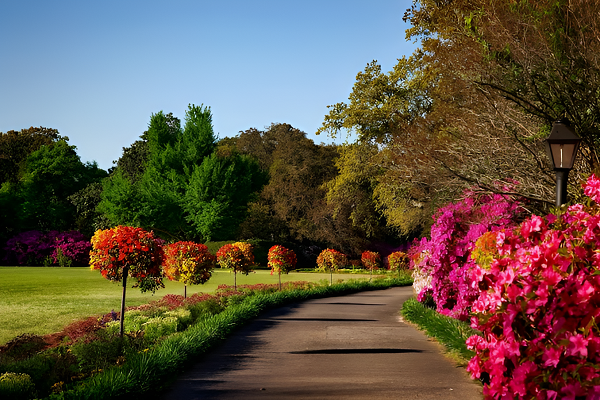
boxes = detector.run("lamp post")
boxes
[544,120,582,207]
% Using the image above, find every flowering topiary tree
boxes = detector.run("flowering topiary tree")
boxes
[89,226,164,337]
[267,245,297,289]
[361,250,381,279]
[316,248,347,285]
[387,251,409,279]
[408,188,524,320]
[216,242,254,289]
[466,174,600,398]
[162,241,215,298]
[387,251,409,271]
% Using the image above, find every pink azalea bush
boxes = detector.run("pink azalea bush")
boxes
[4,230,91,266]
[51,231,92,266]
[409,188,524,320]
[467,174,600,398]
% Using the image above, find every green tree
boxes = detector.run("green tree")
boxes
[16,140,107,232]
[111,140,149,182]
[100,104,263,241]
[0,126,62,185]
[325,143,386,238]
[68,182,112,237]
[184,151,265,241]
[236,124,341,243]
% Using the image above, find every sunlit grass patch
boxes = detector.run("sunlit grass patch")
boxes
[0,267,373,344]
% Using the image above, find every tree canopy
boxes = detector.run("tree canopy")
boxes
[99,104,264,242]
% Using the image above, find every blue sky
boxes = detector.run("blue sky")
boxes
[1,0,419,171]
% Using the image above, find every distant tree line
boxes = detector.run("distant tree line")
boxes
[0,105,400,265]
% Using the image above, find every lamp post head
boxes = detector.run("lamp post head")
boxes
[544,120,582,171]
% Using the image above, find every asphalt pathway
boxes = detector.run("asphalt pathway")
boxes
[158,286,482,399]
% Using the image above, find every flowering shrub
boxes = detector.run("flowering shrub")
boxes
[162,241,215,286]
[216,243,253,275]
[4,230,54,265]
[408,189,524,320]
[267,245,297,275]
[316,249,348,272]
[466,175,600,398]
[216,242,254,289]
[3,230,91,266]
[51,231,91,266]
[89,226,164,293]
[361,250,381,271]
[387,251,409,271]
[233,241,255,267]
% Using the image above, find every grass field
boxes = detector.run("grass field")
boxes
[0,266,372,345]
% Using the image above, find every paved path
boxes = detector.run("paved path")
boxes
[158,286,482,399]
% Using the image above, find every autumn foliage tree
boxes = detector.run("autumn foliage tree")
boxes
[317,0,600,237]
[162,241,215,298]
[216,242,254,289]
[267,245,297,289]
[89,226,164,336]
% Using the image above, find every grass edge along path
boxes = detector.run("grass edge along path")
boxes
[49,277,412,400]
[400,298,481,367]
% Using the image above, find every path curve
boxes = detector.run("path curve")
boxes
[158,286,482,399]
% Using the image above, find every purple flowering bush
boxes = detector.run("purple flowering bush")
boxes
[52,231,91,266]
[409,188,524,320]
[4,230,91,266]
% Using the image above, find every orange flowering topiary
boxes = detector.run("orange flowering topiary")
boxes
[216,242,254,288]
[89,226,164,293]
[387,251,409,271]
[268,245,297,275]
[90,226,164,336]
[316,249,348,273]
[361,250,381,271]
[162,241,215,297]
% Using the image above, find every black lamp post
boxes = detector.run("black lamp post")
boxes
[544,120,582,207]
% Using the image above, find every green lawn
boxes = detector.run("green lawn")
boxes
[0,267,370,345]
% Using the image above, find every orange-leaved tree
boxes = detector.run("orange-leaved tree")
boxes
[162,241,215,298]
[316,248,347,285]
[267,245,297,290]
[216,242,254,289]
[89,226,164,337]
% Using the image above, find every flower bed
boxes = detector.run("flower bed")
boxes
[466,175,600,398]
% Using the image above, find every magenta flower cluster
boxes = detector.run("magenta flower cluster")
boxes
[409,188,524,320]
[467,174,600,398]
[4,230,91,266]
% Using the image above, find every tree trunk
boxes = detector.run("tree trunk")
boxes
[119,266,129,338]
[279,272,282,291]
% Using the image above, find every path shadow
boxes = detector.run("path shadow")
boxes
[289,348,424,354]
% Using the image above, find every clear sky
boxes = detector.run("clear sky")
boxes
[1,0,419,171]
